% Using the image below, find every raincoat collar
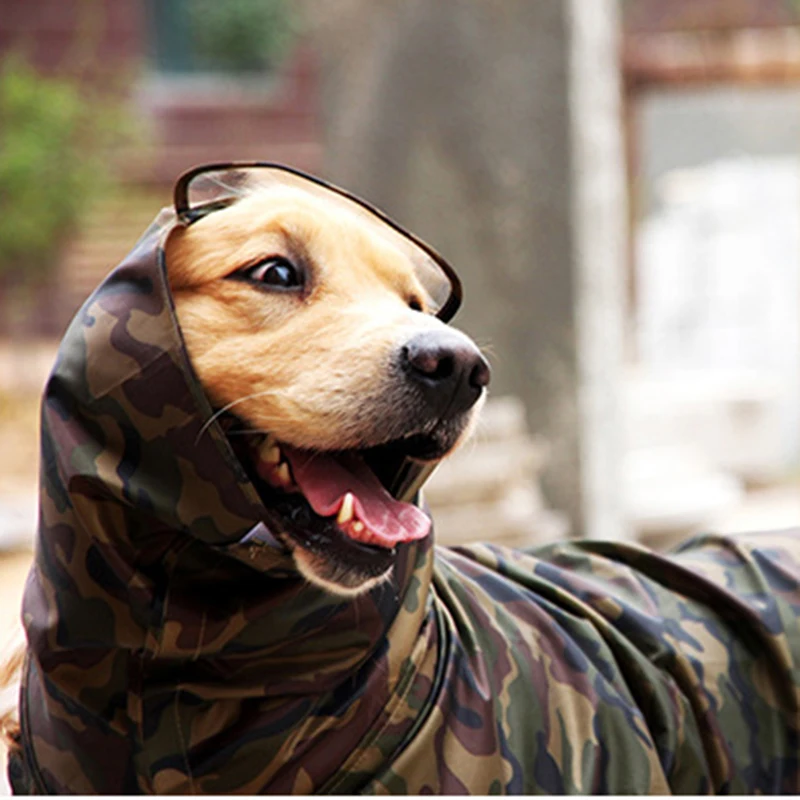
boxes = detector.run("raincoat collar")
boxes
[39,207,433,666]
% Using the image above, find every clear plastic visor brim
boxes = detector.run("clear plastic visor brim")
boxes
[173,164,461,321]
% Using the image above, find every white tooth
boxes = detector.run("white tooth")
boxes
[352,521,365,534]
[275,462,291,486]
[337,492,354,525]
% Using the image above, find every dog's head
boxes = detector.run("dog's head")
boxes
[165,166,490,595]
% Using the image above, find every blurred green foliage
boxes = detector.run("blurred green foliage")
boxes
[0,57,125,282]
[188,0,296,74]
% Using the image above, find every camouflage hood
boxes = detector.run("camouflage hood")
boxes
[19,212,438,793]
[14,211,800,794]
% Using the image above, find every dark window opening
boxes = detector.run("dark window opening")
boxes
[144,0,295,76]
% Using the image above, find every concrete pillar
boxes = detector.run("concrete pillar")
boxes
[315,0,628,539]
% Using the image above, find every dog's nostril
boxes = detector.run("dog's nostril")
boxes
[405,342,455,383]
[434,356,455,381]
[409,348,454,381]
[469,356,491,390]
[403,331,489,414]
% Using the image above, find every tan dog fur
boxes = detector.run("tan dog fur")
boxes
[166,186,464,452]
[165,183,483,594]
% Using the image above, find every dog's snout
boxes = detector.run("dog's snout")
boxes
[402,331,490,414]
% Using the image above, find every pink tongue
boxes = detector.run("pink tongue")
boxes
[282,447,431,549]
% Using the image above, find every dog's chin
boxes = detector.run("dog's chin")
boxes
[261,485,399,597]
[291,544,394,597]
[225,415,474,596]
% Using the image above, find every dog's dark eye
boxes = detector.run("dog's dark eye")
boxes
[245,257,303,290]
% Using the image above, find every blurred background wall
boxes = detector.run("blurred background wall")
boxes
[314,0,628,543]
[0,0,798,564]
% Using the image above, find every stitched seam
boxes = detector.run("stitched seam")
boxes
[321,623,436,795]
[19,655,51,794]
[174,687,196,794]
[322,676,411,794]
[193,611,207,661]
[132,650,155,793]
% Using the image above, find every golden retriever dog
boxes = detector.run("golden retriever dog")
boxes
[164,176,489,594]
[3,164,798,794]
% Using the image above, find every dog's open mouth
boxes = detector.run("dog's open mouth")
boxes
[253,435,431,549]
[227,426,439,592]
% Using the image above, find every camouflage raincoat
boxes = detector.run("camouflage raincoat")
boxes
[10,213,800,794]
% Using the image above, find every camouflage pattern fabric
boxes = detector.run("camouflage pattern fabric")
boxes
[11,214,800,794]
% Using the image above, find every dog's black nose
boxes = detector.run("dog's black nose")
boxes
[402,331,490,414]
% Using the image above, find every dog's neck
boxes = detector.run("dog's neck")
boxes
[202,533,437,693]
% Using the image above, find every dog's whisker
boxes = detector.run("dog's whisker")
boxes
[195,389,284,444]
